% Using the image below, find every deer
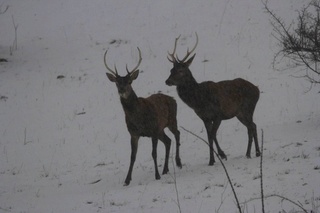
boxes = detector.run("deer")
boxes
[165,33,260,166]
[105,47,182,186]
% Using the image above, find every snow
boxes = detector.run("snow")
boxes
[0,0,319,212]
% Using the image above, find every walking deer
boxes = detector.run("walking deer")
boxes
[165,33,260,165]
[105,47,182,185]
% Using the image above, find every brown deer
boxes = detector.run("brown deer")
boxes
[105,47,182,185]
[165,33,260,165]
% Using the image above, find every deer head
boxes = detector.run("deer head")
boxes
[105,47,142,99]
[166,33,198,86]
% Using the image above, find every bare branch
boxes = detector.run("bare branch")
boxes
[0,3,9,14]
[263,0,320,85]
[180,126,242,213]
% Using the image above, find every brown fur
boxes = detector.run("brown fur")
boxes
[166,37,260,165]
[107,70,181,186]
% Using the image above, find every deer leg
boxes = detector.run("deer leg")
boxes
[203,120,215,165]
[237,115,260,158]
[252,122,260,157]
[158,131,171,175]
[203,120,227,164]
[204,119,227,165]
[152,137,161,180]
[245,124,260,158]
[168,125,182,168]
[237,115,252,158]
[246,128,253,158]
[124,135,139,186]
[211,119,227,160]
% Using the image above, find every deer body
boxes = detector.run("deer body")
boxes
[176,78,259,120]
[166,33,260,165]
[122,94,174,136]
[105,48,181,186]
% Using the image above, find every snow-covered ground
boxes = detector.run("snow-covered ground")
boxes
[0,0,319,212]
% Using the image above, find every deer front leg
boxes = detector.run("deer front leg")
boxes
[152,137,161,180]
[124,136,139,186]
[203,120,216,166]
[174,130,182,168]
[211,119,227,160]
[204,119,227,166]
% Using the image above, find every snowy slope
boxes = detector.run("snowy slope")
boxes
[0,0,319,212]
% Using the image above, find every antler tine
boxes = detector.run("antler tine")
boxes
[127,47,142,74]
[125,64,130,74]
[176,32,198,63]
[167,34,181,63]
[104,49,118,76]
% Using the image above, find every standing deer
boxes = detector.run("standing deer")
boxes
[105,47,182,185]
[165,33,260,165]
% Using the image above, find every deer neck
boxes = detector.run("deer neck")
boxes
[176,76,199,107]
[120,90,139,113]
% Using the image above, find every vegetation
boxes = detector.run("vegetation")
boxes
[263,0,320,85]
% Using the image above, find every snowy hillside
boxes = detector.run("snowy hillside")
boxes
[0,0,319,212]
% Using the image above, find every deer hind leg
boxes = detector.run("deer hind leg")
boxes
[168,124,182,168]
[124,135,139,186]
[237,113,260,158]
[251,121,260,157]
[158,131,171,174]
[151,137,161,180]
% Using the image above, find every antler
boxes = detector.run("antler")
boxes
[176,32,198,63]
[104,49,118,76]
[167,35,181,63]
[104,47,142,75]
[126,47,142,74]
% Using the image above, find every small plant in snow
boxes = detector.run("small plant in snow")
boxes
[314,165,320,170]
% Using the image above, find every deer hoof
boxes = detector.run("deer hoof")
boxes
[155,172,161,180]
[162,168,169,175]
[208,161,215,166]
[219,153,227,160]
[176,158,182,168]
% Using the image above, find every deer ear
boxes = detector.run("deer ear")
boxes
[130,70,139,81]
[106,73,117,82]
[185,53,196,67]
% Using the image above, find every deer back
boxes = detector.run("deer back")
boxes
[196,78,260,119]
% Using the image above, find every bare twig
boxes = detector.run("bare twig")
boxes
[10,15,18,55]
[243,194,308,213]
[0,3,9,14]
[170,152,182,213]
[23,128,32,145]
[215,180,229,213]
[260,129,265,213]
[181,126,242,213]
[262,0,320,85]
[265,194,308,213]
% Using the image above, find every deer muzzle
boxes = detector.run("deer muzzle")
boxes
[165,78,174,86]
